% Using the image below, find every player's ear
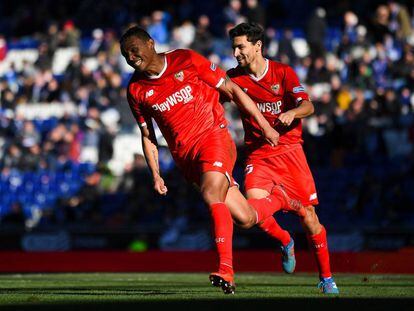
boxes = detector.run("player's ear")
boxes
[147,38,155,50]
[256,40,262,53]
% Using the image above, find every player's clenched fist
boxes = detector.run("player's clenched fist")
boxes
[153,176,168,196]
[278,110,296,126]
[262,125,279,147]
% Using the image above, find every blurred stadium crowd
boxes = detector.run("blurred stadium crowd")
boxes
[0,0,413,250]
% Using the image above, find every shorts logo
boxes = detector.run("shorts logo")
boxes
[174,71,184,82]
[309,193,317,201]
[210,63,217,71]
[245,164,253,175]
[213,161,223,167]
[271,84,280,94]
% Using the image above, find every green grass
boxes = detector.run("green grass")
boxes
[0,273,413,310]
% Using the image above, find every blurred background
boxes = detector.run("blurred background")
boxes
[0,0,413,255]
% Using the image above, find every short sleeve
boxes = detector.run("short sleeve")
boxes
[284,66,310,104]
[127,85,147,127]
[189,50,227,89]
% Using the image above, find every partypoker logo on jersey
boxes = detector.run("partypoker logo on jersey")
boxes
[152,85,193,112]
[174,71,184,82]
[271,84,280,94]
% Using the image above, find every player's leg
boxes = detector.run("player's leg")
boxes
[300,206,338,294]
[199,170,235,294]
[246,188,295,274]
[224,186,296,273]
[275,146,339,293]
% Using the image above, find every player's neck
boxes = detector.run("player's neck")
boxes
[247,56,267,78]
[144,53,165,76]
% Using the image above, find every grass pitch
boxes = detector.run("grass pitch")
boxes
[0,273,413,310]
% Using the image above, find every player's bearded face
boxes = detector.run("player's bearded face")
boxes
[232,35,259,67]
[121,36,155,71]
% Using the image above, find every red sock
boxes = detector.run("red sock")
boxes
[209,202,233,275]
[308,225,332,279]
[258,216,291,246]
[248,193,286,223]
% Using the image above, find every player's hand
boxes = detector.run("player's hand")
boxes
[262,125,279,147]
[278,110,296,126]
[153,176,168,196]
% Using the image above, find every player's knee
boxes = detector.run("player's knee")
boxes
[303,205,320,227]
[201,185,225,204]
[235,217,255,229]
[240,213,256,229]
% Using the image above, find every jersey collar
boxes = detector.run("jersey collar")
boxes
[249,58,269,82]
[145,55,168,79]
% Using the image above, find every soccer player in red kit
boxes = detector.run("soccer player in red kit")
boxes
[227,22,339,294]
[120,26,304,294]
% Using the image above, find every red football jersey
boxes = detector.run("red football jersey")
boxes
[227,59,310,159]
[127,49,227,159]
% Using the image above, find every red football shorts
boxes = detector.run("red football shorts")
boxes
[244,144,318,206]
[175,126,238,187]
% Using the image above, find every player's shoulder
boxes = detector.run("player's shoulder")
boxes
[127,72,146,97]
[166,48,195,60]
[165,49,198,69]
[269,60,295,75]
[268,59,292,73]
[226,66,245,78]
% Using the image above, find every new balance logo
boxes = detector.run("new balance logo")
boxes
[146,89,154,98]
[245,164,253,174]
[309,193,317,201]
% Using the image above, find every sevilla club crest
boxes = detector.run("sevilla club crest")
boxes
[175,71,184,82]
[271,84,280,94]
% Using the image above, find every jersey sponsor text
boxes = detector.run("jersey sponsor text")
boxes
[257,101,282,115]
[152,85,193,112]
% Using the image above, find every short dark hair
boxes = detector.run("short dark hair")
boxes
[120,26,152,45]
[229,22,265,52]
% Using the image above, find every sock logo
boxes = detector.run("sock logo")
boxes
[215,237,225,243]
[314,243,325,249]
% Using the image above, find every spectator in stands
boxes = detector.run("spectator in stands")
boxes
[277,29,298,65]
[86,28,106,56]
[147,11,170,45]
[171,20,195,49]
[306,7,327,59]
[244,0,266,26]
[343,11,359,44]
[369,5,392,44]
[223,0,245,25]
[388,1,412,43]
[0,143,23,171]
[191,15,214,57]
[60,19,80,47]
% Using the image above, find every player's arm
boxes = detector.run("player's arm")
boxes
[278,99,314,126]
[140,119,168,196]
[127,88,167,195]
[218,76,279,146]
[278,66,314,126]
